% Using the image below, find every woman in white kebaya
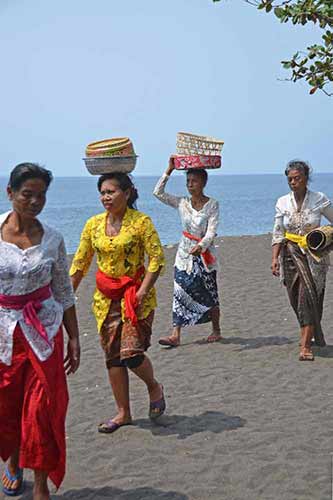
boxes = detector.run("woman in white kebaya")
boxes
[153,156,221,347]
[271,160,333,361]
[0,163,80,499]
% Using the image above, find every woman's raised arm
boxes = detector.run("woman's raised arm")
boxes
[153,157,182,209]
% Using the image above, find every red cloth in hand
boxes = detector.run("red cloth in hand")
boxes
[182,231,216,267]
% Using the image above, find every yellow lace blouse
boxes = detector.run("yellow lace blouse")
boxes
[69,208,165,332]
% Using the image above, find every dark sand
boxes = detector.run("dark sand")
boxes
[4,234,333,500]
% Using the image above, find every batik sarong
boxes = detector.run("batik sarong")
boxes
[173,256,219,327]
[281,241,327,346]
[100,300,154,369]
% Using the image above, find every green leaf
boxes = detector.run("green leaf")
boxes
[274,7,284,19]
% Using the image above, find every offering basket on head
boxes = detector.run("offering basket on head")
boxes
[83,137,137,175]
[173,132,224,170]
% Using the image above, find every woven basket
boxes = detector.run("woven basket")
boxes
[174,155,221,170]
[86,137,134,157]
[176,132,224,156]
[86,144,134,157]
[83,156,137,175]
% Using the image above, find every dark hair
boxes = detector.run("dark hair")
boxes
[186,168,208,186]
[8,163,53,191]
[97,172,138,209]
[284,160,312,181]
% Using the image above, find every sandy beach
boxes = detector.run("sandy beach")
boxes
[3,233,333,500]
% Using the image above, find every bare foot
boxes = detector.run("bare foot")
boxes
[299,347,314,361]
[158,336,180,347]
[206,332,223,343]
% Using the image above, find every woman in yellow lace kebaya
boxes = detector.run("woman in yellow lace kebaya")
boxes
[70,172,166,433]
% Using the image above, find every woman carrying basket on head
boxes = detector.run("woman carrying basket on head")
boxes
[70,172,166,433]
[153,156,221,347]
[271,160,333,361]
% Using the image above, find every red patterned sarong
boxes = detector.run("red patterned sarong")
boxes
[0,325,68,490]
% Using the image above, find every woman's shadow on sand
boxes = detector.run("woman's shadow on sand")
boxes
[19,485,189,499]
[181,335,294,350]
[135,410,246,440]
[313,345,333,358]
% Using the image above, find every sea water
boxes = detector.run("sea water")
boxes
[0,174,332,254]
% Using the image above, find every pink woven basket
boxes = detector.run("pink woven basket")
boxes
[173,155,221,170]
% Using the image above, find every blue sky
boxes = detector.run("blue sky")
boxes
[0,0,332,176]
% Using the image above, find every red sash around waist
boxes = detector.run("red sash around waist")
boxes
[183,231,216,267]
[96,267,145,326]
[0,284,52,346]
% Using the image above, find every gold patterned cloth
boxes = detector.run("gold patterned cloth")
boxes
[70,208,165,332]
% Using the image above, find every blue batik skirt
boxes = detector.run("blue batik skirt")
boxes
[173,256,219,327]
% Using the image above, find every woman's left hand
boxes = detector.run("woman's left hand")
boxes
[64,337,81,375]
[136,288,147,307]
[189,244,202,256]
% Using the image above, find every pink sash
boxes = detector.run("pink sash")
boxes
[0,284,52,346]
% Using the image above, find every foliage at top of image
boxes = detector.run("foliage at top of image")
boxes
[213,0,333,96]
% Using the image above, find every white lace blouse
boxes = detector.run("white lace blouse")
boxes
[272,190,333,245]
[0,211,75,366]
[153,173,219,273]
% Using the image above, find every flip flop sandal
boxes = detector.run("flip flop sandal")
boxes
[98,419,132,434]
[299,349,315,361]
[2,466,24,497]
[206,335,223,343]
[149,385,166,420]
[158,337,179,347]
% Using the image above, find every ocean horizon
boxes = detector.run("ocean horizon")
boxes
[1,173,332,254]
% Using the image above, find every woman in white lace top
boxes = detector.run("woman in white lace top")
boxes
[0,163,80,499]
[153,156,221,347]
[271,160,333,361]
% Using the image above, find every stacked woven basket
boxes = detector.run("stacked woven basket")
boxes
[174,132,224,170]
[83,137,137,175]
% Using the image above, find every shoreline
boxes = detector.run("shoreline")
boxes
[67,233,274,258]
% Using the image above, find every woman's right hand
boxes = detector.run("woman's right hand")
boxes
[271,258,280,277]
[166,156,176,175]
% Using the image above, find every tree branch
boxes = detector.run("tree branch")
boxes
[212,0,333,95]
